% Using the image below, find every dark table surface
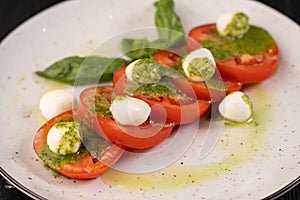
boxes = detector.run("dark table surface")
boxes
[0,0,299,199]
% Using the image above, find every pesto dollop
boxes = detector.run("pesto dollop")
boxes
[187,57,215,81]
[220,12,249,38]
[125,80,192,102]
[39,144,88,169]
[84,95,112,117]
[201,25,276,61]
[131,59,162,84]
[126,82,176,96]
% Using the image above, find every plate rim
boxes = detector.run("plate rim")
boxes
[0,167,45,200]
[262,176,300,200]
[0,0,299,199]
[1,166,300,200]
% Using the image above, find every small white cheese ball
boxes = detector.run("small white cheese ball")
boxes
[125,58,161,84]
[217,12,235,35]
[39,89,73,120]
[110,96,151,126]
[47,121,81,155]
[218,91,253,122]
[182,48,216,82]
[216,12,249,37]
[125,59,140,81]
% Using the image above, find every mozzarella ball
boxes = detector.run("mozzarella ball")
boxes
[125,59,140,81]
[182,48,216,82]
[216,12,249,37]
[110,96,151,126]
[218,91,253,122]
[39,89,73,120]
[47,121,81,155]
[125,59,161,84]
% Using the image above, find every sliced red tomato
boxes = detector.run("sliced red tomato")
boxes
[187,23,278,83]
[153,50,243,100]
[113,66,210,124]
[153,45,188,67]
[154,50,181,67]
[33,110,124,179]
[171,77,242,100]
[153,50,180,66]
[76,86,175,149]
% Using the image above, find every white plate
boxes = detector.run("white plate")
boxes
[0,0,299,199]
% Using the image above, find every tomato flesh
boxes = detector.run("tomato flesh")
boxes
[153,50,243,100]
[113,67,211,124]
[171,77,242,100]
[76,86,175,149]
[33,110,124,179]
[187,23,278,84]
[153,49,182,67]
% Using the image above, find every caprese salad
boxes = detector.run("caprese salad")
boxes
[33,0,278,179]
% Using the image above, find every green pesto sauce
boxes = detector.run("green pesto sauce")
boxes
[53,121,81,155]
[84,95,112,117]
[114,95,128,101]
[159,64,183,79]
[125,79,188,99]
[78,122,112,160]
[205,79,226,91]
[129,83,174,96]
[188,57,215,81]
[132,59,161,84]
[201,25,275,61]
[38,122,111,170]
[223,12,249,37]
[241,93,252,108]
[38,143,88,169]
[241,93,253,121]
[102,85,274,191]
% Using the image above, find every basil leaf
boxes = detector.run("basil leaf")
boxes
[154,0,185,47]
[120,0,185,60]
[121,38,156,60]
[35,56,130,85]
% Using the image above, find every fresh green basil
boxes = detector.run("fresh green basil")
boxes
[36,0,184,85]
[154,0,185,47]
[35,56,130,85]
[121,38,156,60]
[120,0,185,60]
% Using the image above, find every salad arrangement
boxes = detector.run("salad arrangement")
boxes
[33,0,278,180]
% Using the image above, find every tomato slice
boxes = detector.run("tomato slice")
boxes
[171,77,242,100]
[113,66,210,124]
[187,23,278,83]
[76,86,175,149]
[153,48,184,67]
[153,50,243,100]
[33,110,124,179]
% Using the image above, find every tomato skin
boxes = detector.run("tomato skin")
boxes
[214,54,278,83]
[33,110,124,179]
[171,78,242,100]
[153,50,181,66]
[113,67,211,124]
[187,23,279,84]
[76,86,175,149]
[113,66,127,95]
[153,50,243,100]
[135,94,210,124]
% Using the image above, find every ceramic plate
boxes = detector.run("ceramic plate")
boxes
[0,0,299,199]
